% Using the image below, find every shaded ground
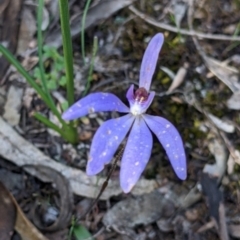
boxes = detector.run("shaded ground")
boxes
[0,0,240,239]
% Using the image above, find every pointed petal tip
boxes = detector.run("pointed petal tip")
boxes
[86,164,103,176]
[61,112,71,121]
[121,182,134,194]
[171,160,187,180]
[155,32,164,39]
[176,169,187,180]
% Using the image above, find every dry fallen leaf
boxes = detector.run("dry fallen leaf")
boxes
[3,85,23,126]
[226,91,240,110]
[0,0,23,78]
[173,1,187,29]
[207,113,235,133]
[0,181,48,240]
[228,224,240,238]
[200,174,229,240]
[17,7,36,54]
[167,62,189,94]
[0,181,16,240]
[204,56,240,92]
[41,6,50,31]
[203,136,227,179]
[227,150,240,174]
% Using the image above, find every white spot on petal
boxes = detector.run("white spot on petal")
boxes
[102,151,107,156]
[166,124,170,128]
[135,161,139,166]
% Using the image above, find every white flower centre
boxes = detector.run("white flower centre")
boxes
[130,102,145,116]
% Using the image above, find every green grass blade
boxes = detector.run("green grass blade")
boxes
[82,36,98,96]
[81,0,92,65]
[73,224,94,240]
[34,112,64,134]
[37,0,51,99]
[34,112,78,144]
[58,0,75,106]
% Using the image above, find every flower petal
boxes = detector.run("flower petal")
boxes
[120,117,153,193]
[62,93,129,120]
[126,84,135,106]
[139,33,164,91]
[143,114,186,180]
[87,114,135,175]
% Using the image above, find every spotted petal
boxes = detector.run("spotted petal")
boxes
[87,114,135,175]
[62,93,129,120]
[120,117,153,193]
[143,114,186,180]
[139,33,164,91]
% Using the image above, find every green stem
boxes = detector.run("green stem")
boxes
[34,112,64,134]
[34,112,78,144]
[58,0,75,106]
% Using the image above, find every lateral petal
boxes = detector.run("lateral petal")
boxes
[86,114,135,175]
[62,93,129,120]
[120,117,153,193]
[143,114,187,180]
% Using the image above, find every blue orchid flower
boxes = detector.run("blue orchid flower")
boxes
[62,33,187,193]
